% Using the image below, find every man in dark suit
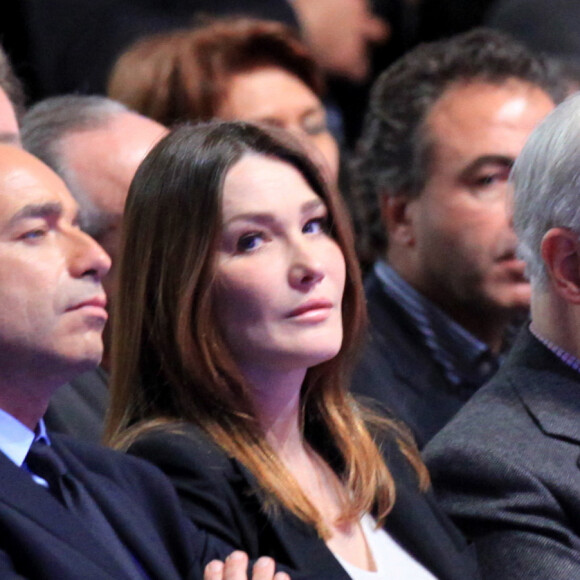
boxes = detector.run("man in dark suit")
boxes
[425,92,580,579]
[21,95,167,442]
[0,142,286,580]
[349,29,561,447]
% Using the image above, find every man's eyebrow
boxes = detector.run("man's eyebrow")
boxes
[8,202,63,226]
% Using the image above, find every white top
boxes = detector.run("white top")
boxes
[332,514,438,580]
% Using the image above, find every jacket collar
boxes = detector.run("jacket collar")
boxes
[232,433,479,580]
[506,327,580,443]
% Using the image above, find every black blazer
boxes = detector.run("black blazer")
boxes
[350,269,480,448]
[128,424,480,579]
[0,433,235,579]
[425,327,580,579]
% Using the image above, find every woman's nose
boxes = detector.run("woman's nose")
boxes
[288,244,325,289]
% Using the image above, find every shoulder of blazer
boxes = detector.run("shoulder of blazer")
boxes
[50,433,187,497]
[127,423,236,474]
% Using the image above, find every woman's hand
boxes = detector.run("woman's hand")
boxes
[204,551,291,580]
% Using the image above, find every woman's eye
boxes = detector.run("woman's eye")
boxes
[303,217,329,234]
[236,232,264,253]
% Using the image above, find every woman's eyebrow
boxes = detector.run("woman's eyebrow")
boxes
[223,198,325,226]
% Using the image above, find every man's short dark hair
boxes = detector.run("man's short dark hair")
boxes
[351,28,566,265]
[0,46,25,118]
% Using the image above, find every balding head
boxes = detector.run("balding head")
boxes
[21,96,166,299]
[56,110,166,263]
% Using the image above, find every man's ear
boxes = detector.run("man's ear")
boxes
[541,228,580,303]
[380,194,416,246]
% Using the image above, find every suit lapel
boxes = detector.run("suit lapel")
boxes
[365,272,460,410]
[366,275,438,385]
[510,330,580,444]
[54,440,181,580]
[0,451,131,578]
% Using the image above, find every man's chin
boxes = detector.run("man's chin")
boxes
[62,341,104,375]
[491,288,532,316]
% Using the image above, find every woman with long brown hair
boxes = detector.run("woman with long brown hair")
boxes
[105,121,479,579]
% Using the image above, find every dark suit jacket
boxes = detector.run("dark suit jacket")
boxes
[128,423,480,579]
[425,327,580,579]
[0,433,235,579]
[350,270,479,448]
[45,367,109,443]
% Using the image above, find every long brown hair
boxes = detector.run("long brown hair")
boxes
[107,17,324,127]
[104,121,427,536]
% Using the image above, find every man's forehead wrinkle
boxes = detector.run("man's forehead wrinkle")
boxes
[0,168,53,207]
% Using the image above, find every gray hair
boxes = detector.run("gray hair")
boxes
[21,95,129,237]
[351,28,566,266]
[512,93,580,288]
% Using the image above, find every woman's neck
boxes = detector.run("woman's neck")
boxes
[243,366,375,570]
[242,365,307,458]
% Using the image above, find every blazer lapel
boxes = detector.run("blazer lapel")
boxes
[385,475,479,580]
[232,461,350,579]
[233,449,478,580]
[372,431,479,580]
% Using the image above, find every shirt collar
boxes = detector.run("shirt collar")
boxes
[374,260,497,388]
[530,324,580,375]
[0,408,50,467]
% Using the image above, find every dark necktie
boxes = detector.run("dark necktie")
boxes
[25,440,74,505]
[25,440,148,580]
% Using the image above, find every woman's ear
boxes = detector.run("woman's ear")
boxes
[380,193,416,247]
[541,228,580,303]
